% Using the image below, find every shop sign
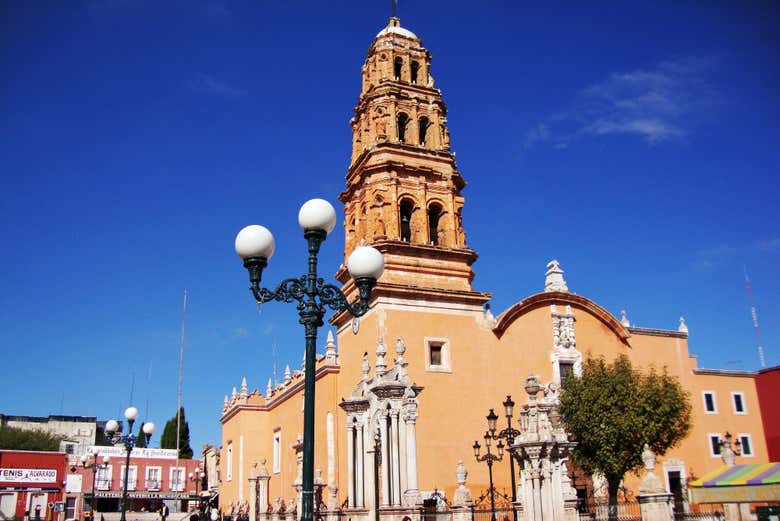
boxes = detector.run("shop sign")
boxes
[95,491,189,499]
[87,446,178,460]
[0,469,57,483]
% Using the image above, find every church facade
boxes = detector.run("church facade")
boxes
[219,17,768,521]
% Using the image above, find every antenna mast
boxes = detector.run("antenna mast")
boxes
[744,267,766,368]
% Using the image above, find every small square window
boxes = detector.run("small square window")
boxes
[429,344,443,366]
[732,392,746,414]
[709,435,721,456]
[64,443,76,455]
[559,362,574,386]
[703,392,717,414]
[739,435,753,457]
[424,337,451,372]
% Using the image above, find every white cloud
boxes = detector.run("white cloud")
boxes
[525,57,718,148]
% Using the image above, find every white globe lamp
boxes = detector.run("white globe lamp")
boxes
[298,199,337,234]
[124,406,139,421]
[235,225,276,260]
[347,246,385,280]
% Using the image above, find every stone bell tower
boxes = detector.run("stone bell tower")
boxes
[336,17,490,313]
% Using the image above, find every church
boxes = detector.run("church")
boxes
[219,16,768,521]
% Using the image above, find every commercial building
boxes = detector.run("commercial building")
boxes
[69,446,201,519]
[0,450,68,521]
[219,15,770,521]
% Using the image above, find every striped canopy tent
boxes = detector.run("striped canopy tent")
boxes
[688,463,780,503]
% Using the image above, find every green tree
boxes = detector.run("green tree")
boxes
[0,427,64,451]
[558,354,692,520]
[160,407,193,458]
[135,422,147,448]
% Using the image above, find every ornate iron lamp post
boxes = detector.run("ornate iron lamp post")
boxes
[235,198,384,521]
[104,407,155,521]
[190,468,202,505]
[487,400,521,521]
[80,450,110,520]
[473,429,504,521]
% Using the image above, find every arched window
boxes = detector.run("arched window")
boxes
[394,57,403,81]
[397,113,409,143]
[410,61,419,84]
[428,203,442,245]
[418,117,430,145]
[399,199,414,242]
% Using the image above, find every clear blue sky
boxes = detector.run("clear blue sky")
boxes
[2,1,778,454]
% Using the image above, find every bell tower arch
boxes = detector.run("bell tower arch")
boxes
[336,17,490,320]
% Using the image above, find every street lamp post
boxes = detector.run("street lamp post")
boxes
[235,198,384,521]
[487,400,521,521]
[104,407,155,521]
[473,430,504,521]
[190,469,202,504]
[80,450,110,521]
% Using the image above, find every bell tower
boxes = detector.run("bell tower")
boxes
[335,17,491,314]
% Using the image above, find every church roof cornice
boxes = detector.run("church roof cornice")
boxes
[494,291,631,344]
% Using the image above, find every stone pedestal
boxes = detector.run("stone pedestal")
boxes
[638,493,673,521]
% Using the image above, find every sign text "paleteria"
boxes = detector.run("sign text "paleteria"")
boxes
[0,468,57,483]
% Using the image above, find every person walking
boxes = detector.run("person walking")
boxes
[160,504,169,521]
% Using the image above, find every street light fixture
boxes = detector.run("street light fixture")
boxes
[235,198,384,521]
[104,407,155,521]
[80,450,110,521]
[486,400,521,521]
[189,468,202,503]
[473,430,504,521]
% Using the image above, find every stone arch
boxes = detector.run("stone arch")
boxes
[493,292,631,343]
[397,112,410,143]
[398,196,418,242]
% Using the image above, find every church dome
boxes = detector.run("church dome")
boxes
[375,17,419,40]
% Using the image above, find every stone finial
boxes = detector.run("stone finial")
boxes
[258,458,270,479]
[284,365,292,385]
[301,351,306,372]
[266,378,273,399]
[361,352,370,379]
[223,395,229,411]
[396,336,406,358]
[231,387,238,400]
[240,377,248,397]
[642,444,656,472]
[325,330,337,360]
[452,460,472,506]
[719,432,740,466]
[639,444,664,493]
[544,259,569,292]
[525,375,542,399]
[456,460,468,486]
[678,316,688,333]
[485,303,495,322]
[375,337,387,376]
[620,310,630,327]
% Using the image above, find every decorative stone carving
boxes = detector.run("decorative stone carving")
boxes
[678,316,688,333]
[266,379,272,399]
[512,375,578,521]
[620,310,630,327]
[452,460,472,506]
[544,259,569,292]
[639,444,665,493]
[551,304,583,385]
[325,330,338,362]
[340,326,423,510]
[283,365,291,385]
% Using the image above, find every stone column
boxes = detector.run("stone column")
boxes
[403,410,420,506]
[380,413,390,506]
[256,462,270,521]
[249,475,258,521]
[390,411,401,505]
[347,423,355,508]
[357,422,365,508]
[638,494,674,521]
